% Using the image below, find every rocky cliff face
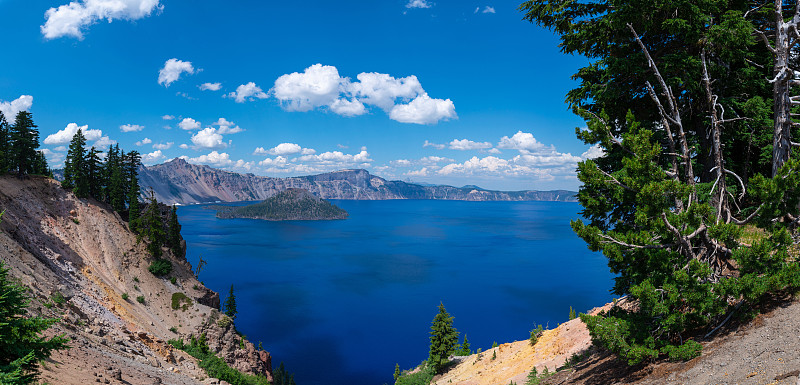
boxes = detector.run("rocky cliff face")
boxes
[0,175,271,384]
[140,158,577,205]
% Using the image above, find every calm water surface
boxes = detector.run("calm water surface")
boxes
[178,200,614,385]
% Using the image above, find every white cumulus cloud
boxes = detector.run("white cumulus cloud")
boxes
[406,0,432,8]
[153,142,173,150]
[227,82,268,103]
[186,151,232,167]
[161,114,174,120]
[497,131,546,153]
[120,124,144,132]
[178,117,201,131]
[141,150,165,165]
[135,137,152,146]
[41,0,162,40]
[158,58,195,87]
[190,127,227,149]
[272,64,348,112]
[449,139,492,151]
[253,142,317,156]
[423,140,445,150]
[390,93,456,124]
[44,123,104,145]
[581,144,605,159]
[0,95,33,122]
[199,82,222,91]
[271,64,456,124]
[482,6,496,13]
[212,118,244,134]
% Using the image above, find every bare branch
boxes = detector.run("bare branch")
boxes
[754,29,777,54]
[599,234,670,249]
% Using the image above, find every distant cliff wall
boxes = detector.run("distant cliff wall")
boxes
[139,158,577,205]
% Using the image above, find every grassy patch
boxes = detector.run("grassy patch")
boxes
[171,292,192,311]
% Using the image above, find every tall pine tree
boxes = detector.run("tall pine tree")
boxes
[224,284,237,320]
[0,111,9,174]
[87,147,102,200]
[125,150,141,228]
[142,190,164,258]
[63,129,88,197]
[166,205,181,256]
[9,111,40,177]
[428,302,458,373]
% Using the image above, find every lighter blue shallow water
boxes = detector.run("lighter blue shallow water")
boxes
[178,200,614,385]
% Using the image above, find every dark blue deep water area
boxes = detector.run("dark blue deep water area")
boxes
[178,200,614,385]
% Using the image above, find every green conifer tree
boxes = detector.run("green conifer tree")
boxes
[32,151,49,177]
[9,111,40,177]
[458,334,470,355]
[525,366,539,385]
[428,302,459,373]
[63,129,88,197]
[166,205,181,255]
[142,190,164,258]
[125,150,141,229]
[86,147,102,199]
[224,284,237,320]
[0,260,69,384]
[0,111,10,174]
[109,146,126,212]
[393,363,401,381]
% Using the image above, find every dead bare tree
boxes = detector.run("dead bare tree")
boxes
[754,0,800,177]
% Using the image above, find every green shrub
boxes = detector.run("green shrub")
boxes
[136,295,145,304]
[529,325,544,346]
[569,306,576,320]
[661,340,702,361]
[169,335,273,385]
[217,315,232,328]
[169,327,178,333]
[395,362,434,385]
[171,292,192,311]
[148,259,172,276]
[133,276,139,283]
[122,293,129,300]
[51,291,66,306]
[170,277,177,285]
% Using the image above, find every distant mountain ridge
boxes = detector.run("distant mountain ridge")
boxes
[138,158,577,205]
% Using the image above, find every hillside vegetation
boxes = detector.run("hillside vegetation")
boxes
[214,188,348,221]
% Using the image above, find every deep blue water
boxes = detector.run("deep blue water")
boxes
[178,200,614,385]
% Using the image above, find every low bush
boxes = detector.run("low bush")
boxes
[169,335,273,385]
[171,292,192,311]
[148,259,172,276]
[136,295,145,304]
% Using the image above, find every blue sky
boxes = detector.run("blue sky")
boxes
[0,0,598,191]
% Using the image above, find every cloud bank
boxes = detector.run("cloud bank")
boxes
[42,0,163,40]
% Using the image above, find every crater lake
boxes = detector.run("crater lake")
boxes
[178,199,614,385]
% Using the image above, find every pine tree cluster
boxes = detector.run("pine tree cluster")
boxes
[0,111,49,177]
[61,130,141,217]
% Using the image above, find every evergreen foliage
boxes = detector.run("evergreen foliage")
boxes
[214,188,348,221]
[168,335,272,385]
[428,302,459,374]
[456,334,471,356]
[224,284,237,320]
[86,147,102,200]
[63,129,88,197]
[522,0,800,365]
[9,111,41,177]
[0,259,69,384]
[141,191,165,258]
[394,363,401,381]
[0,112,9,174]
[125,150,141,231]
[167,205,181,255]
[394,362,434,385]
[148,259,172,276]
[272,362,297,385]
